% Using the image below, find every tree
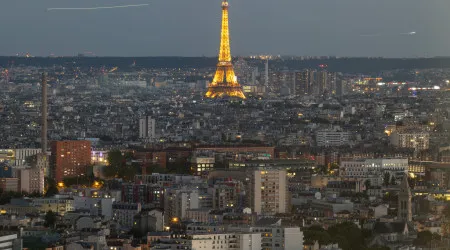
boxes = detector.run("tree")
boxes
[364,179,371,190]
[330,163,340,171]
[103,165,117,178]
[390,176,396,186]
[146,164,168,174]
[316,165,327,174]
[123,151,134,161]
[129,228,144,239]
[366,246,390,250]
[105,149,139,180]
[167,157,191,175]
[383,172,390,186]
[303,226,332,246]
[327,222,364,250]
[44,211,57,228]
[0,191,27,205]
[45,177,59,197]
[432,232,441,241]
[118,165,138,181]
[413,230,433,246]
[332,235,349,250]
[107,149,124,168]
[443,204,450,218]
[408,177,416,189]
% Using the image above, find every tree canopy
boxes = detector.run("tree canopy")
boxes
[45,177,59,197]
[44,210,57,228]
[304,222,381,250]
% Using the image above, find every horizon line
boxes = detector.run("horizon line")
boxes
[0,55,448,59]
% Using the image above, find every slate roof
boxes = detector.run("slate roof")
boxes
[373,222,409,234]
[254,218,281,226]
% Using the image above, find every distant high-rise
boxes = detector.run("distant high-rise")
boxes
[294,70,314,95]
[328,72,337,95]
[315,70,328,95]
[205,0,245,99]
[139,116,156,142]
[335,79,348,97]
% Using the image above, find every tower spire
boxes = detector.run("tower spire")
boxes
[398,174,412,222]
[205,0,246,99]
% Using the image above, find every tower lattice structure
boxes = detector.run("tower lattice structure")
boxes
[205,0,246,99]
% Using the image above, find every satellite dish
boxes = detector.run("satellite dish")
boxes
[243,208,252,214]
[315,192,322,200]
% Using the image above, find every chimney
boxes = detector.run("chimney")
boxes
[41,73,47,153]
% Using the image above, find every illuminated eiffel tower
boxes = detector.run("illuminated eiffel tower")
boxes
[205,0,246,99]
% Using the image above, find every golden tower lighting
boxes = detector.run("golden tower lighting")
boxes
[205,0,246,99]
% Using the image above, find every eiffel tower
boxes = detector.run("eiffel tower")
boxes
[205,0,246,99]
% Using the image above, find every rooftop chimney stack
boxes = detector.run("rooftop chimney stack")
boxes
[41,73,47,153]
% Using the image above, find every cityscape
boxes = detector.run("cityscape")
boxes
[2,0,450,250]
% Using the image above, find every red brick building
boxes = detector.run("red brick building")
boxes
[51,140,91,182]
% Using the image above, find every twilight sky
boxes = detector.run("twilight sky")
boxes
[0,0,448,57]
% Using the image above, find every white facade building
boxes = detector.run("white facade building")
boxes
[19,167,45,194]
[73,196,114,219]
[0,148,42,167]
[390,130,429,150]
[316,130,352,147]
[229,221,304,250]
[151,233,261,250]
[31,196,75,215]
[19,153,48,194]
[112,202,142,229]
[164,187,199,224]
[139,116,156,142]
[0,233,22,250]
[249,169,288,215]
[340,158,408,186]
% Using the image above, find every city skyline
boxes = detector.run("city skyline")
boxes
[0,0,448,57]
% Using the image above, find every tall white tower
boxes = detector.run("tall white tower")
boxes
[139,116,156,143]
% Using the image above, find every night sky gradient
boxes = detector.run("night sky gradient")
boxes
[0,0,448,57]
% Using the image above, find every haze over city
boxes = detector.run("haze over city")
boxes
[1,0,449,57]
[3,0,450,249]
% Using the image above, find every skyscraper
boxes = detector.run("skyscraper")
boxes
[315,70,328,95]
[294,70,314,95]
[205,0,245,99]
[139,116,156,142]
